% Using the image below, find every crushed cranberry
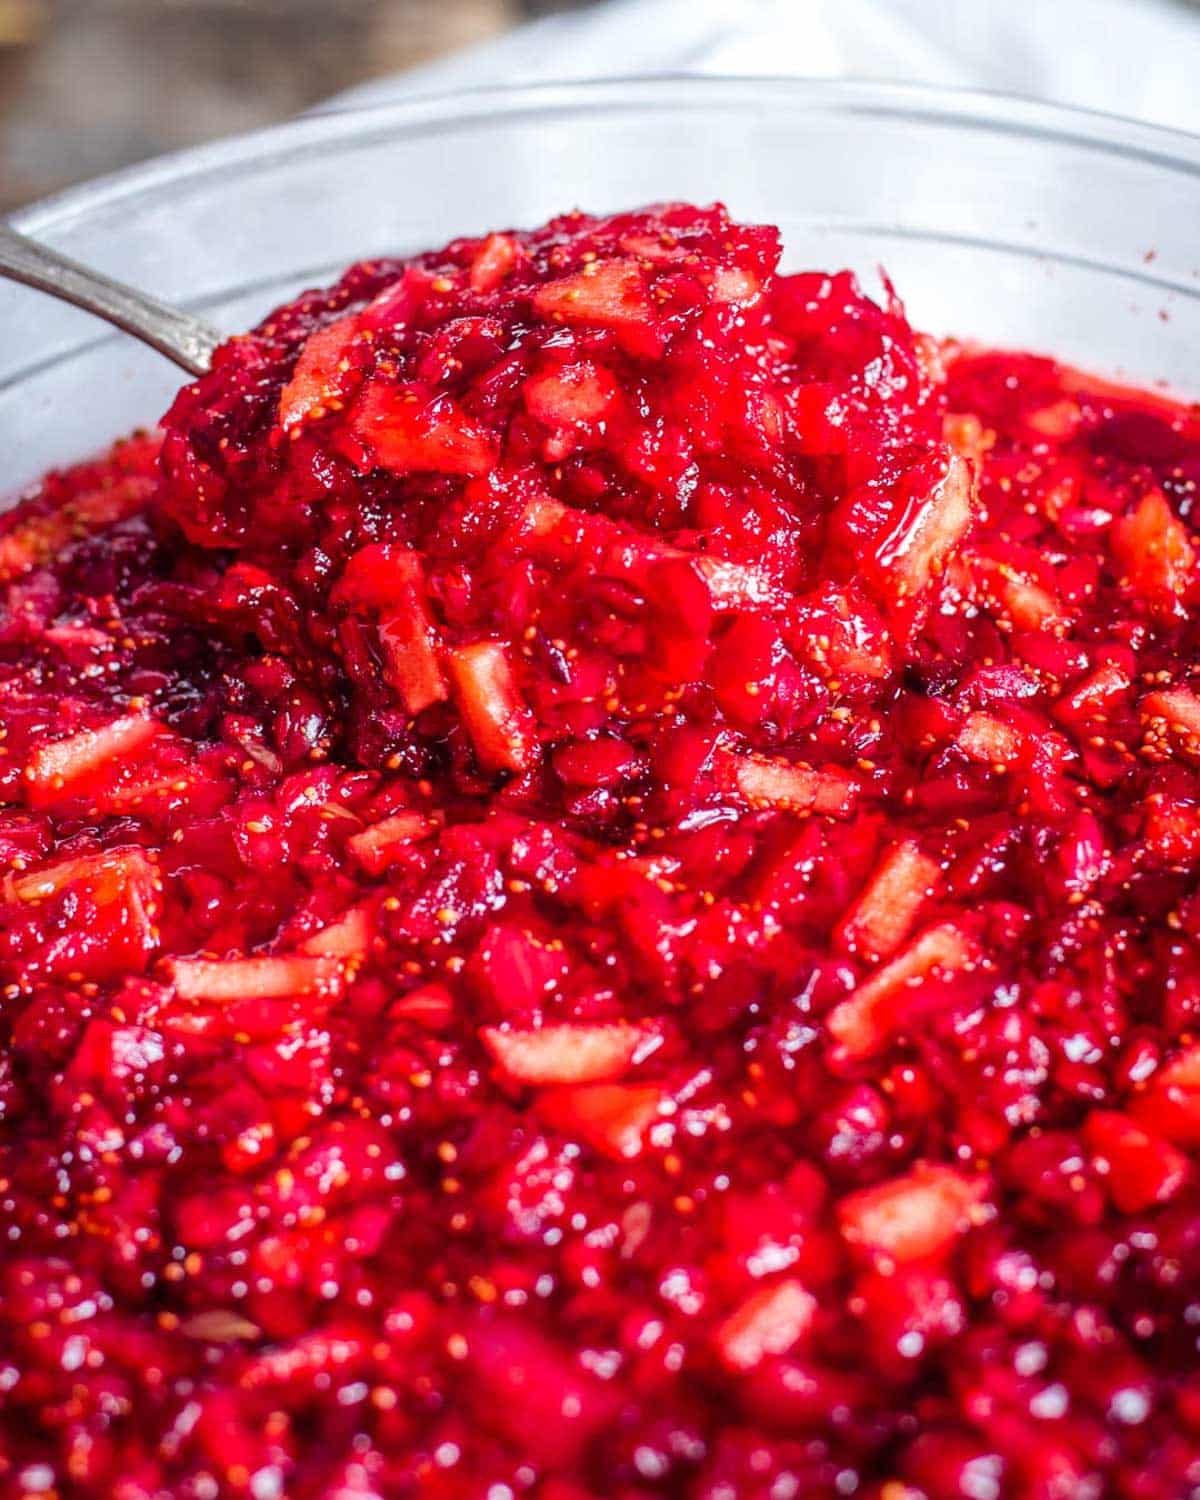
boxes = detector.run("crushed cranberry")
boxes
[2,203,1200,1498]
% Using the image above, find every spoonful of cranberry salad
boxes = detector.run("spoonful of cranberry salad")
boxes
[2,203,1200,1499]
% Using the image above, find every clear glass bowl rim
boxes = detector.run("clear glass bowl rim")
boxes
[11,73,1200,259]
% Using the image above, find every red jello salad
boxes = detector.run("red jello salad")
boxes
[1,203,1200,1498]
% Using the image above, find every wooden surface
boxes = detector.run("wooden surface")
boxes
[0,0,589,211]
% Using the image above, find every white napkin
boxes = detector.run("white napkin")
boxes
[327,0,1200,136]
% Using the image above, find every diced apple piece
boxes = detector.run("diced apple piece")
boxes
[390,982,455,1030]
[180,1310,263,1344]
[376,610,448,716]
[1024,399,1082,441]
[4,846,161,979]
[1054,662,1131,724]
[95,766,201,815]
[277,314,362,431]
[835,839,941,963]
[791,584,893,680]
[333,543,426,613]
[1084,1110,1189,1214]
[834,452,974,612]
[693,555,786,613]
[715,1280,817,1372]
[508,494,782,615]
[523,360,619,429]
[350,382,495,477]
[299,904,375,960]
[469,232,518,293]
[839,1165,987,1263]
[722,752,859,818]
[346,811,433,876]
[481,1019,662,1087]
[968,555,1065,632]
[447,641,538,775]
[5,845,154,906]
[537,1082,664,1160]
[24,715,161,806]
[826,922,978,1058]
[165,955,344,1003]
[469,922,572,1016]
[532,258,652,329]
[464,1321,620,1467]
[943,412,994,464]
[1112,489,1194,616]
[711,266,762,305]
[1140,686,1200,759]
[956,712,1023,769]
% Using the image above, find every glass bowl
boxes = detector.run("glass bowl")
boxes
[2,76,1197,496]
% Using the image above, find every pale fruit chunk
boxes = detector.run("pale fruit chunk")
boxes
[481,1020,662,1087]
[165,955,345,1003]
[447,641,539,775]
[537,1083,664,1160]
[24,715,162,806]
[720,752,859,818]
[1112,489,1194,616]
[826,922,978,1058]
[715,1280,817,1372]
[839,1166,988,1263]
[532,258,652,329]
[835,839,942,963]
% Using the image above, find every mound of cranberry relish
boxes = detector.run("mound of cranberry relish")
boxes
[2,202,1200,1500]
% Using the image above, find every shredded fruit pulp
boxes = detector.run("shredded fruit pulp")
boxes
[2,204,1200,1499]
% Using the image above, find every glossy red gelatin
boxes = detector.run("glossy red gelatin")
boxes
[2,203,1200,1499]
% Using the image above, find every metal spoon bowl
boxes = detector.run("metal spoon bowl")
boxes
[0,221,221,377]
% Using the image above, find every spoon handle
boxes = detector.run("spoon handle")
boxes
[0,221,222,377]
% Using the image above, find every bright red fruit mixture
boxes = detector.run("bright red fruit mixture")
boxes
[3,204,1200,1500]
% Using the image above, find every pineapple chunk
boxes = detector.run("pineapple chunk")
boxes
[532,258,652,329]
[277,314,362,431]
[347,811,433,875]
[299,904,375,960]
[1140,686,1200,759]
[351,382,495,477]
[24,715,162,806]
[537,1082,664,1160]
[165,955,345,1003]
[835,839,941,963]
[722,752,859,818]
[715,1280,817,1372]
[447,641,539,775]
[839,1165,987,1263]
[826,922,978,1058]
[481,1020,662,1087]
[956,712,1024,769]
[1112,489,1194,616]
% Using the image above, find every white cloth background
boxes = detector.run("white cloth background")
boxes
[328,0,1200,136]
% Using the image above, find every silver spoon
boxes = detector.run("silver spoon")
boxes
[0,220,222,377]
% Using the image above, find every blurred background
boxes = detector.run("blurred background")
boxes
[1,0,1197,214]
[0,0,584,210]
